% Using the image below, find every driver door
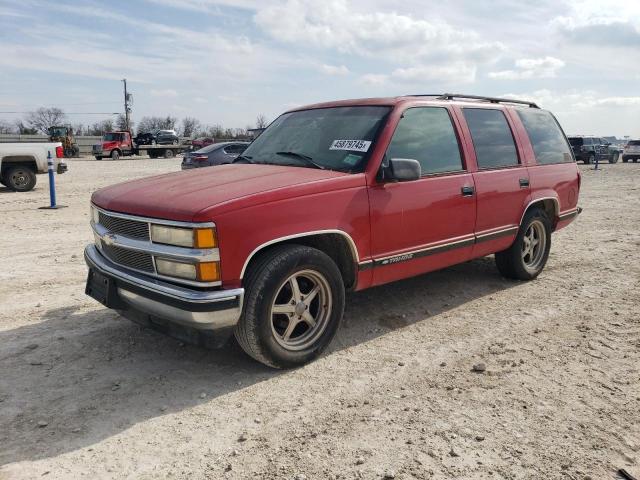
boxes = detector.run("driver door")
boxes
[367,106,477,286]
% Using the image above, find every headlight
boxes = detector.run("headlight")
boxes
[90,206,100,224]
[150,225,217,248]
[155,258,197,280]
[155,258,220,282]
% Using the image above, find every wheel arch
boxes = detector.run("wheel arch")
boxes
[1,156,38,174]
[520,196,559,228]
[240,230,360,290]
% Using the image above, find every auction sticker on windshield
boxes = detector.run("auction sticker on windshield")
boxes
[329,140,371,152]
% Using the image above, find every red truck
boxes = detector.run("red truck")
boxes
[92,131,185,160]
[85,94,581,368]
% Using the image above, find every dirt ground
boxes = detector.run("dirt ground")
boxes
[0,157,638,480]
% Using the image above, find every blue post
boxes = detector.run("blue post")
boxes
[47,150,56,207]
[39,150,66,210]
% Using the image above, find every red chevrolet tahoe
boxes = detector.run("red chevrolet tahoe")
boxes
[85,94,581,368]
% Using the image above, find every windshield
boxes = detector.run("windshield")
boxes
[103,133,121,141]
[240,106,391,172]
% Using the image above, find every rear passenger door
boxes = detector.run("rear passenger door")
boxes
[460,108,530,256]
[368,106,477,286]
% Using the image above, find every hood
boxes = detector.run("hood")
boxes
[91,164,357,222]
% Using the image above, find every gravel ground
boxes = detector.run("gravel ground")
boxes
[0,157,638,480]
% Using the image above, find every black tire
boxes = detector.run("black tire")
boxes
[634,158,638,163]
[622,156,629,163]
[585,154,594,164]
[495,208,551,281]
[95,156,103,161]
[173,139,179,145]
[163,149,174,159]
[235,245,345,369]
[110,150,120,160]
[609,152,619,164]
[3,165,37,192]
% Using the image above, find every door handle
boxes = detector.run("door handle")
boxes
[519,178,530,188]
[461,185,475,196]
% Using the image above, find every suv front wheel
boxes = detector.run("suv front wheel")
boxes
[236,245,345,368]
[495,208,551,281]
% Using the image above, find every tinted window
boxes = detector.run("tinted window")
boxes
[569,137,583,146]
[583,137,593,146]
[629,140,640,146]
[517,109,573,164]
[463,108,519,168]
[224,144,247,154]
[385,107,463,175]
[242,106,390,172]
[195,144,222,154]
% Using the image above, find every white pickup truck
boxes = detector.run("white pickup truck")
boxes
[0,142,68,192]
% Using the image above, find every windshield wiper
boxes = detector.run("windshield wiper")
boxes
[275,151,325,170]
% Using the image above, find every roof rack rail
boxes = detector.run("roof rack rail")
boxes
[436,93,539,109]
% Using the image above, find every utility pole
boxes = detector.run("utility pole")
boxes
[122,78,131,131]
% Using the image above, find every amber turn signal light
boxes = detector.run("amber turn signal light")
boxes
[194,228,217,248]
[196,261,220,282]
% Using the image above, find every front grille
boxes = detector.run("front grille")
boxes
[102,244,155,273]
[99,212,150,240]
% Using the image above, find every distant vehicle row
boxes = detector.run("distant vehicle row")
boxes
[568,136,621,164]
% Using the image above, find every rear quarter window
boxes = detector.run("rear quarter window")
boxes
[517,109,573,164]
[463,108,519,169]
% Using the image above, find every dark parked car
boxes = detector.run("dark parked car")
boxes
[154,130,180,145]
[181,142,249,170]
[568,136,620,164]
[191,137,215,150]
[134,132,154,146]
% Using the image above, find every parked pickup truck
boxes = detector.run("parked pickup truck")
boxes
[0,142,67,192]
[93,131,186,160]
[84,93,581,368]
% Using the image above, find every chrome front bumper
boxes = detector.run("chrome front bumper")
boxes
[84,245,244,345]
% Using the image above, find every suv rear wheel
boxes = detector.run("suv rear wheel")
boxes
[585,154,594,164]
[235,245,345,368]
[3,165,37,192]
[495,208,551,281]
[609,151,619,163]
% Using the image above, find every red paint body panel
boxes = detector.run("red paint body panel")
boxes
[90,96,581,292]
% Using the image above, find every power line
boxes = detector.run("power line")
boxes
[0,111,121,115]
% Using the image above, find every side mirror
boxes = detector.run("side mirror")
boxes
[382,158,421,182]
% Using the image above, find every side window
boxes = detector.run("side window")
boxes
[385,107,463,175]
[463,108,519,168]
[584,138,592,146]
[517,109,573,164]
[224,144,246,154]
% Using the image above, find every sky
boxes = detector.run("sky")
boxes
[0,0,639,137]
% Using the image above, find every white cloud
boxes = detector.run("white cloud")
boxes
[392,63,477,84]
[489,57,565,80]
[318,64,349,76]
[359,74,388,86]
[150,89,178,98]
[254,0,505,66]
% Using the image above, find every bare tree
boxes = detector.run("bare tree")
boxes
[15,120,38,134]
[137,116,178,134]
[87,119,115,136]
[181,117,201,137]
[115,114,131,131]
[26,107,66,134]
[0,120,14,134]
[255,114,268,129]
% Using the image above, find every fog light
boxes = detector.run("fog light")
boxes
[155,258,197,280]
